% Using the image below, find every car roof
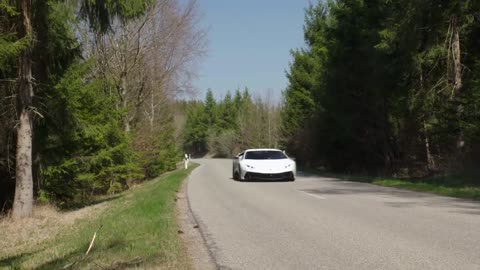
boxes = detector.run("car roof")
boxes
[244,148,282,152]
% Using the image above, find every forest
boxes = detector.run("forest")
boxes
[182,88,282,158]
[2,0,480,219]
[282,0,480,179]
[0,0,205,218]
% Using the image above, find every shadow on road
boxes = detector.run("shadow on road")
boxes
[298,180,480,215]
[230,177,293,183]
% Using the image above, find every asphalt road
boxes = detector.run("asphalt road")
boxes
[187,159,480,270]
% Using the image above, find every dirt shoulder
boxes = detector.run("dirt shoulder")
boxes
[176,174,217,270]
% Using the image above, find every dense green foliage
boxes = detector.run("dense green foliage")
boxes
[0,3,30,69]
[136,111,180,179]
[280,4,326,164]
[184,88,282,157]
[40,61,143,205]
[282,0,480,178]
[80,0,153,32]
[0,0,191,210]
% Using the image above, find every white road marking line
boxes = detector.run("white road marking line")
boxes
[303,192,327,200]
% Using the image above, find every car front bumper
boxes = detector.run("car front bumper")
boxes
[243,171,294,180]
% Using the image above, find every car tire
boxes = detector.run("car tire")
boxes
[233,167,241,181]
[237,168,245,182]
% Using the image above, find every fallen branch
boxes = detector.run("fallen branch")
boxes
[83,225,103,259]
[61,225,103,269]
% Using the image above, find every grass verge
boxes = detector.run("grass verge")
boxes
[1,163,199,270]
[301,166,480,200]
[371,178,480,200]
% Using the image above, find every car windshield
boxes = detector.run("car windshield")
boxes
[244,150,287,160]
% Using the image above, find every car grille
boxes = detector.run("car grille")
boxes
[245,172,293,180]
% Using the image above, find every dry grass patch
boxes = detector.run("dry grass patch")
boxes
[0,203,107,259]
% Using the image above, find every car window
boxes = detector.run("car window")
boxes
[244,151,287,160]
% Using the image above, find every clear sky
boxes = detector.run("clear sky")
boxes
[194,0,311,102]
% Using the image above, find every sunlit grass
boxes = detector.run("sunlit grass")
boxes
[1,163,199,270]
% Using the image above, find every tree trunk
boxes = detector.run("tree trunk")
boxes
[150,89,155,131]
[12,0,34,219]
[13,111,33,218]
[120,72,130,132]
[451,16,465,158]
[423,120,435,172]
[452,16,462,95]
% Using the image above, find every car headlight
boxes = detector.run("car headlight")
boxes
[285,164,292,169]
[246,164,254,169]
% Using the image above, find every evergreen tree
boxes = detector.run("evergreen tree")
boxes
[183,101,209,155]
[8,0,154,218]
[281,3,328,161]
[218,91,237,130]
[41,61,141,204]
[204,89,218,127]
[281,0,480,177]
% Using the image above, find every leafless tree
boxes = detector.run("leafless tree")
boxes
[93,0,206,133]
[239,91,282,149]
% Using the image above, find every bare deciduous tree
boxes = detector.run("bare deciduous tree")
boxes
[93,0,206,133]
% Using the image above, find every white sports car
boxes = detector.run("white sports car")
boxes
[232,149,296,181]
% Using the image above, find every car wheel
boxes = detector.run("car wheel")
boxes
[237,168,244,182]
[233,166,241,181]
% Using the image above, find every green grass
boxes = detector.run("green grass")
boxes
[1,163,199,270]
[301,166,480,200]
[371,178,480,200]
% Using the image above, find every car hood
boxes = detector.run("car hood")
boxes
[241,159,295,173]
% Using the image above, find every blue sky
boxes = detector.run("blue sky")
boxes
[194,0,311,102]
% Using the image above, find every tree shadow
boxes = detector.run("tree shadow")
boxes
[33,248,83,270]
[211,153,231,159]
[188,149,209,159]
[231,177,293,183]
[0,251,37,268]
[299,179,480,215]
[298,168,480,188]
[59,194,123,211]
[30,236,132,270]
[299,185,429,199]
[0,247,84,270]
[296,170,373,182]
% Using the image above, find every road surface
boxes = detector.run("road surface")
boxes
[187,159,480,270]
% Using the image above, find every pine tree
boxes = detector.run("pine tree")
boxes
[183,101,209,155]
[281,0,480,176]
[204,89,217,127]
